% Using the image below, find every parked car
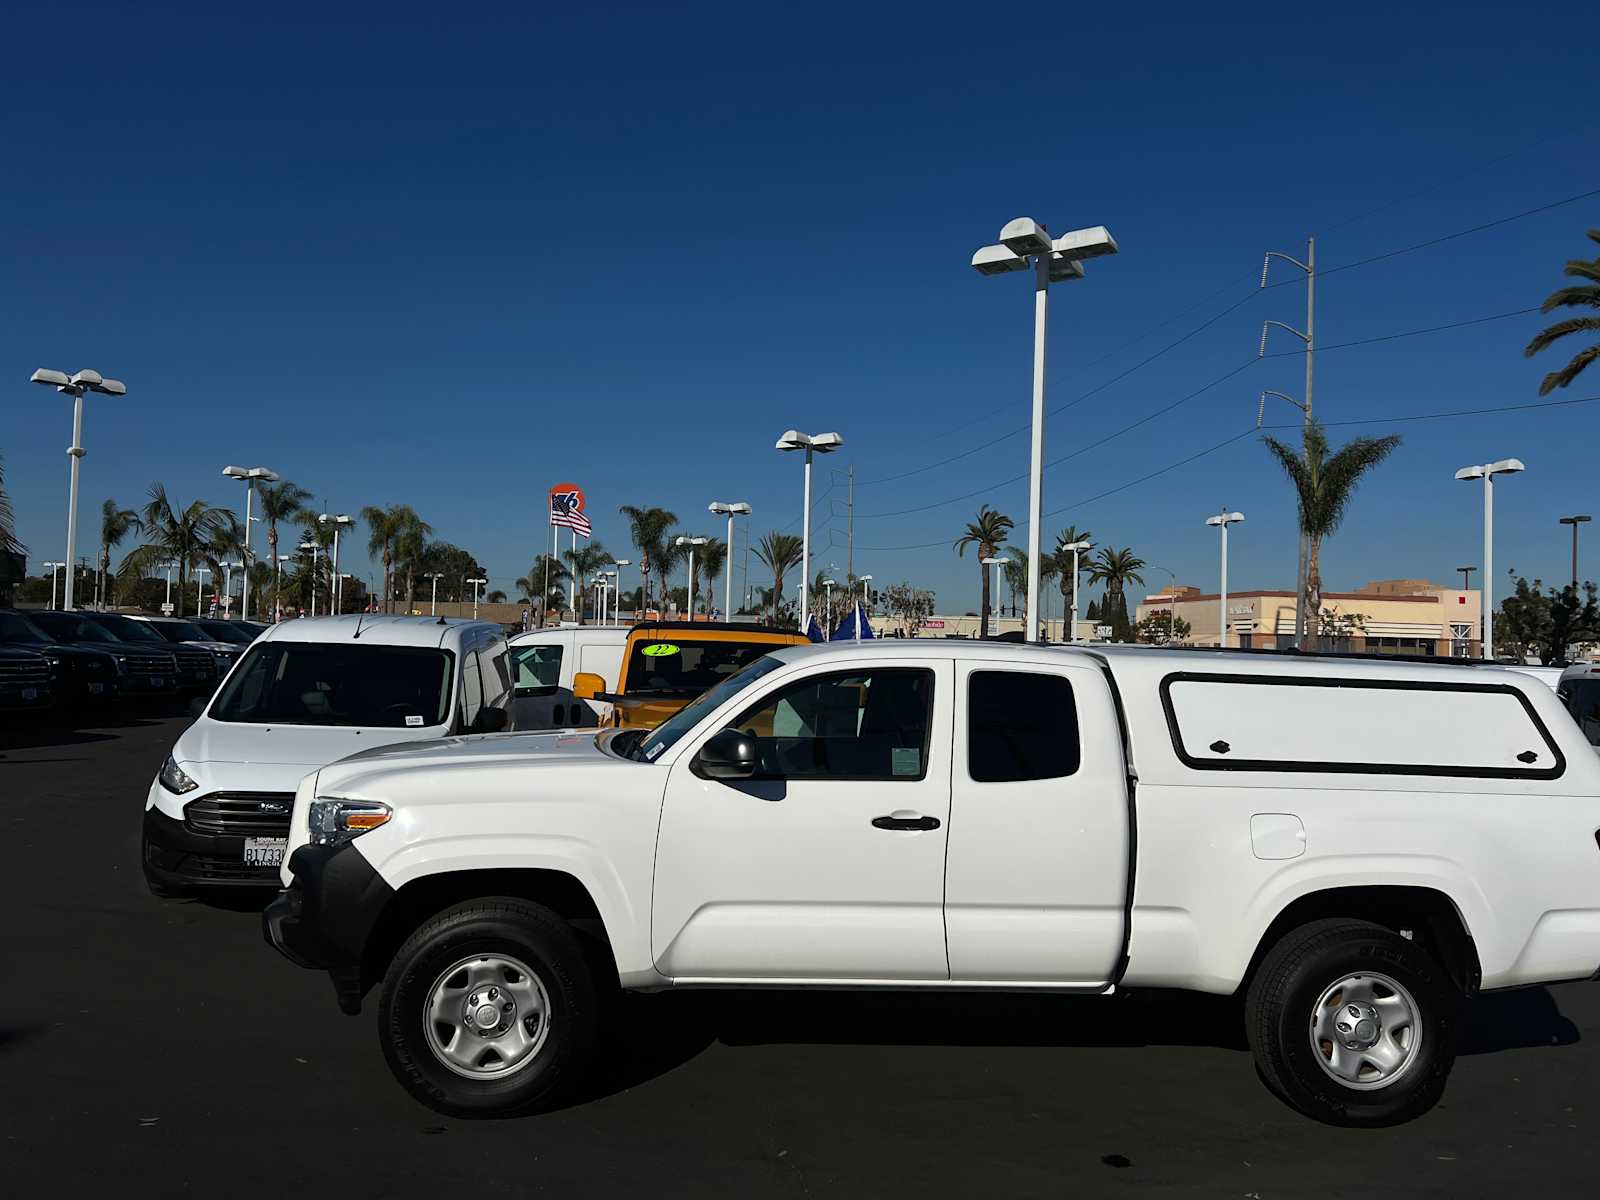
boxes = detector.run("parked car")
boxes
[261,642,1600,1124]
[78,612,218,695]
[506,626,628,729]
[27,610,182,701]
[584,620,810,729]
[0,609,120,713]
[193,618,261,646]
[127,614,239,688]
[0,644,56,715]
[143,615,514,896]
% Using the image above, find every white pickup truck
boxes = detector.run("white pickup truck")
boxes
[263,641,1600,1126]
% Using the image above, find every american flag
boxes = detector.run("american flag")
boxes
[550,489,591,536]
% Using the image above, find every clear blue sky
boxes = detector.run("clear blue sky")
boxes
[5,1,1597,614]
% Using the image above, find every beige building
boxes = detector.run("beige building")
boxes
[1136,578,1483,655]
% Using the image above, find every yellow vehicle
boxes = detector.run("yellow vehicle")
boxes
[575,621,810,730]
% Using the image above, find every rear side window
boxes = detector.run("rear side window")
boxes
[513,643,562,691]
[1162,672,1565,779]
[968,671,1080,782]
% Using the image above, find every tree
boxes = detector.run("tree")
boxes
[487,589,507,604]
[394,512,434,613]
[258,480,311,614]
[1498,574,1600,665]
[883,582,936,639]
[619,505,678,613]
[563,542,613,624]
[1086,546,1146,642]
[518,553,568,623]
[1136,612,1192,646]
[1524,229,1600,395]
[696,536,727,617]
[98,498,140,607]
[953,505,1013,639]
[1317,606,1368,646]
[200,516,248,614]
[361,503,426,613]
[1052,526,1094,626]
[1262,419,1401,649]
[118,485,236,600]
[1000,549,1060,630]
[754,532,804,624]
[0,454,22,557]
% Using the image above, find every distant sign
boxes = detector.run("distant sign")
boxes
[923,619,945,629]
[1095,624,1113,638]
[160,603,175,615]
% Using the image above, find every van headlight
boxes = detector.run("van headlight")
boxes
[308,799,392,847]
[158,755,199,795]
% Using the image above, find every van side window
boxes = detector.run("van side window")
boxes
[968,671,1080,782]
[488,647,512,699]
[513,644,562,691]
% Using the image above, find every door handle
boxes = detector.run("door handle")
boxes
[871,812,940,832]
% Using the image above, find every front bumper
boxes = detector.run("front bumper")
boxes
[0,682,54,712]
[262,843,395,972]
[142,806,283,889]
[121,672,182,696]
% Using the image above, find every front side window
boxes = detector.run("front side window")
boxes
[968,670,1080,782]
[729,668,934,781]
[209,642,454,728]
[512,643,563,691]
[0,612,50,644]
[631,654,787,762]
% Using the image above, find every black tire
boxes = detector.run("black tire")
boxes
[1246,918,1459,1126]
[378,897,599,1118]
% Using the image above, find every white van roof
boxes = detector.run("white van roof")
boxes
[255,614,502,650]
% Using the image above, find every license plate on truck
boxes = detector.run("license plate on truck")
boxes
[21,687,37,701]
[244,838,288,868]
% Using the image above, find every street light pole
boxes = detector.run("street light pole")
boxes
[43,562,65,609]
[1059,540,1091,642]
[319,514,353,614]
[1456,460,1525,660]
[424,573,443,616]
[709,502,751,621]
[972,220,1119,643]
[194,567,211,617]
[980,558,1009,639]
[466,577,487,620]
[1205,509,1245,648]
[220,561,242,615]
[857,574,873,641]
[675,537,707,622]
[30,369,127,610]
[1559,515,1591,589]
[163,561,175,611]
[820,577,837,635]
[777,432,843,632]
[223,466,279,621]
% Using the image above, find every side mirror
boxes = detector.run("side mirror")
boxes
[187,697,208,719]
[474,707,509,733]
[694,728,759,781]
[573,672,605,701]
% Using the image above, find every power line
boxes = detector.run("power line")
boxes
[1262,307,1540,358]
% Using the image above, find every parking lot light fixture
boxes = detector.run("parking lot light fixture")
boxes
[611,560,632,624]
[32,367,127,609]
[42,561,66,609]
[709,502,752,619]
[297,540,321,616]
[1456,458,1525,659]
[1559,515,1591,589]
[223,466,279,621]
[776,431,844,631]
[422,572,444,616]
[1058,540,1092,642]
[319,514,354,613]
[1204,510,1245,648]
[820,577,837,632]
[675,536,709,621]
[972,219,1117,643]
[218,561,243,615]
[857,574,873,641]
[466,576,487,620]
[193,567,211,618]
[980,557,1010,639]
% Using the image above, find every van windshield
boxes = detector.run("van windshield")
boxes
[210,641,455,728]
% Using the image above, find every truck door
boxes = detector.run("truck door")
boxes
[945,660,1130,985]
[652,657,955,981]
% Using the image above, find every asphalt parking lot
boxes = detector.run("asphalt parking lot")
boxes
[2,714,1597,1197]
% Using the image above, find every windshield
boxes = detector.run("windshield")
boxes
[632,654,787,762]
[1561,678,1600,747]
[29,612,120,644]
[195,620,255,644]
[85,613,168,644]
[152,619,209,642]
[622,637,790,697]
[0,612,51,644]
[210,641,456,728]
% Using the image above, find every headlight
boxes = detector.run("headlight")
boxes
[159,755,199,795]
[113,653,129,673]
[308,798,392,847]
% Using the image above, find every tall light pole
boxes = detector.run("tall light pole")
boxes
[980,558,1009,639]
[319,513,354,614]
[194,567,211,617]
[43,561,65,609]
[466,576,487,620]
[423,572,444,616]
[223,466,279,621]
[709,501,752,620]
[820,577,838,635]
[776,431,844,632]
[30,368,127,610]
[297,541,321,616]
[599,569,617,625]
[1206,509,1245,648]
[163,561,176,612]
[1456,459,1525,660]
[675,536,707,621]
[857,574,873,641]
[972,219,1119,643]
[1061,540,1092,642]
[1559,515,1591,589]
[219,560,242,616]
[1260,238,1316,647]
[612,560,632,623]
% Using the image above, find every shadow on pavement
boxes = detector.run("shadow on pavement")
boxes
[1460,986,1580,1053]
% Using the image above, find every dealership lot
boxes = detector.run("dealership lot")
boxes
[2,716,1597,1197]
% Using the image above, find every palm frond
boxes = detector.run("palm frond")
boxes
[1539,344,1600,396]
[1525,315,1600,356]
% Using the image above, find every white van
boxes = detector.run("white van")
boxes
[507,626,627,729]
[142,615,513,896]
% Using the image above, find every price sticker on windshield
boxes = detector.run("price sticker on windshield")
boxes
[641,643,680,658]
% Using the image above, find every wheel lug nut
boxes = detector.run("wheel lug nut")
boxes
[488,987,498,1000]
[469,994,479,1006]
[502,1002,514,1012]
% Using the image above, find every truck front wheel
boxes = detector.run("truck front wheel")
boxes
[1246,918,1458,1126]
[378,897,599,1117]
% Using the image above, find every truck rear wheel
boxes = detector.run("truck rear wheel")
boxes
[1246,918,1458,1126]
[378,897,599,1117]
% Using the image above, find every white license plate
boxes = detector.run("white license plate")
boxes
[21,687,37,701]
[88,682,105,694]
[243,837,288,867]
[151,676,164,687]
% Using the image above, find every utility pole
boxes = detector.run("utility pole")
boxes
[1260,236,1316,647]
[846,465,855,583]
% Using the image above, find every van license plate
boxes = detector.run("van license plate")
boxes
[244,838,288,867]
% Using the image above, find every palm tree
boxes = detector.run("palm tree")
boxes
[563,542,614,624]
[360,503,426,613]
[518,553,569,624]
[0,455,21,559]
[119,485,236,599]
[953,505,1014,639]
[1263,419,1402,648]
[1052,525,1094,633]
[394,511,434,613]
[1001,550,1060,631]
[1525,229,1600,394]
[97,498,140,607]
[695,537,727,617]
[1086,547,1147,641]
[754,532,804,623]
[257,480,310,615]
[200,517,248,614]
[619,505,678,612]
